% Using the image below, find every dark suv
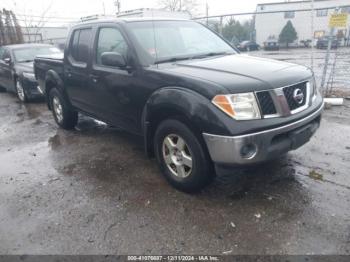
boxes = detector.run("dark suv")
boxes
[34,18,324,192]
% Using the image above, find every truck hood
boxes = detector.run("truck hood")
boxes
[162,54,313,93]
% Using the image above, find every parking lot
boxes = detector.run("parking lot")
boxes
[0,87,350,254]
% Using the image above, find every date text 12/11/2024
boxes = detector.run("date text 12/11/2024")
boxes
[127,255,220,261]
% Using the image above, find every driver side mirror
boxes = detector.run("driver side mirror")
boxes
[4,58,11,64]
[101,52,126,68]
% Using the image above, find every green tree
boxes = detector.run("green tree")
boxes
[222,18,254,44]
[279,20,298,48]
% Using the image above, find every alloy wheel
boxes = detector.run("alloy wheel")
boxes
[53,96,63,123]
[162,134,193,178]
[16,81,25,101]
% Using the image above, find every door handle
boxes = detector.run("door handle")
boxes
[89,74,99,83]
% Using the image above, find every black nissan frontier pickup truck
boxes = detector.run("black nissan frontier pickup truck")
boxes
[34,18,324,192]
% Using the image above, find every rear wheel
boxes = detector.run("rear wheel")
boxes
[49,88,78,130]
[154,119,214,193]
[15,80,28,102]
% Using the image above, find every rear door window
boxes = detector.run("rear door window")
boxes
[70,28,92,64]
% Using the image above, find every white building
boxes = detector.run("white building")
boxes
[255,0,350,46]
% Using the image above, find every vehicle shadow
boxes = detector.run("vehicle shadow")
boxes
[48,114,306,204]
[45,115,313,253]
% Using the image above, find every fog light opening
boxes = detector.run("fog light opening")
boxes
[240,143,257,159]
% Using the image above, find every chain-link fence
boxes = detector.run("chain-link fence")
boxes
[194,3,350,98]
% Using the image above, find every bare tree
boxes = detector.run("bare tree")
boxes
[4,9,16,44]
[0,9,23,45]
[158,0,198,16]
[10,10,23,43]
[0,10,6,45]
[19,0,53,43]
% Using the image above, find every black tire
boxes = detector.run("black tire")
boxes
[15,79,29,102]
[154,119,214,193]
[49,88,78,130]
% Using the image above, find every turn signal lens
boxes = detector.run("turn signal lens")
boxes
[212,93,261,120]
[212,95,235,118]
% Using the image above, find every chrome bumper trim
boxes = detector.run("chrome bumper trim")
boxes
[203,103,324,165]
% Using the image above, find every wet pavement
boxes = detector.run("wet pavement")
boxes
[0,91,349,255]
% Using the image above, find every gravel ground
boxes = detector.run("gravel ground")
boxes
[0,91,350,255]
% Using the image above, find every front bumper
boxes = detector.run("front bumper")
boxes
[203,103,324,165]
[21,78,44,98]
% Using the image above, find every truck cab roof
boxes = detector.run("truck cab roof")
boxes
[75,17,189,27]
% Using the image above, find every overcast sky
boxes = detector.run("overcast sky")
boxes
[3,0,279,26]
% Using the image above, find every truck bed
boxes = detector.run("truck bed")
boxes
[34,53,64,94]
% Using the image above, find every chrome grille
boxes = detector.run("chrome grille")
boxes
[283,82,308,111]
[256,91,277,115]
[255,80,311,118]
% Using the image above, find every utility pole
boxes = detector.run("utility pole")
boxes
[320,7,339,92]
[114,0,121,14]
[311,0,314,70]
[206,1,209,26]
[102,1,106,15]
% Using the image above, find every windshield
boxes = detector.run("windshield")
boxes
[127,20,236,65]
[13,46,61,63]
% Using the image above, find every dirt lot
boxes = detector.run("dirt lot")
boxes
[0,91,350,255]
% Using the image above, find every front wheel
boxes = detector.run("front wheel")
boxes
[49,88,78,130]
[154,119,214,193]
[16,80,28,102]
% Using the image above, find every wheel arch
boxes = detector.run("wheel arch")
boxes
[45,70,67,110]
[142,87,226,157]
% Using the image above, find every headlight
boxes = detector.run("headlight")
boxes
[22,72,36,81]
[212,92,261,120]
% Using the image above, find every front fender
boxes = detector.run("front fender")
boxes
[142,87,232,156]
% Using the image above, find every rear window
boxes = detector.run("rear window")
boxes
[70,28,92,64]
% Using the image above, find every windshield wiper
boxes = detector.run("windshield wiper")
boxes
[154,51,233,64]
[191,51,232,59]
[155,56,192,64]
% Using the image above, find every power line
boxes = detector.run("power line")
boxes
[14,13,116,22]
[15,14,79,20]
[14,18,77,24]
